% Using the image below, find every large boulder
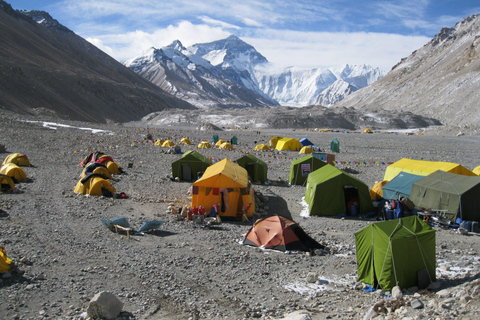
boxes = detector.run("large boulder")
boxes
[87,291,123,319]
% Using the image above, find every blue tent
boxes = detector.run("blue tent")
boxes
[382,172,424,200]
[300,138,314,147]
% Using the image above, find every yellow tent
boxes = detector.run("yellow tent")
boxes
[268,136,283,148]
[383,158,475,181]
[473,166,480,176]
[0,246,12,273]
[192,159,255,219]
[154,139,165,146]
[0,163,26,182]
[162,140,175,147]
[2,153,30,166]
[275,138,302,151]
[74,175,116,196]
[370,180,388,200]
[197,141,212,149]
[0,174,15,192]
[215,139,226,147]
[81,166,112,179]
[219,142,234,150]
[364,128,372,133]
[299,146,313,154]
[253,144,270,151]
[180,138,191,145]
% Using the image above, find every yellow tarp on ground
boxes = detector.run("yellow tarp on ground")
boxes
[299,146,313,154]
[197,141,212,149]
[275,138,302,151]
[2,153,30,166]
[74,176,116,196]
[0,246,12,273]
[384,158,475,181]
[0,163,26,182]
[192,159,255,219]
[0,174,15,192]
[370,180,388,200]
[253,144,270,151]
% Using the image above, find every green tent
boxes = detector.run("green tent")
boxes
[171,151,212,181]
[410,170,480,222]
[355,216,436,290]
[305,164,374,216]
[289,155,327,186]
[236,154,268,183]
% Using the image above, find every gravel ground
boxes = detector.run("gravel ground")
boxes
[1,111,480,320]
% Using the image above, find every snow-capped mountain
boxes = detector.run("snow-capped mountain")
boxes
[334,13,480,127]
[125,36,383,109]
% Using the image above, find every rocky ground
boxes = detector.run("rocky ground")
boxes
[1,110,480,320]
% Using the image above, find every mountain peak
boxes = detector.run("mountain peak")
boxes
[166,40,186,52]
[20,9,73,33]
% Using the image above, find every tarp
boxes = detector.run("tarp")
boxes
[382,172,424,200]
[236,154,268,183]
[0,246,12,273]
[0,163,26,182]
[299,138,314,147]
[243,215,324,252]
[2,153,30,166]
[410,170,480,222]
[74,175,116,196]
[355,216,436,290]
[305,164,374,216]
[192,159,255,219]
[275,138,302,151]
[0,174,15,192]
[383,158,475,181]
[171,151,212,181]
[289,155,327,186]
[370,180,388,201]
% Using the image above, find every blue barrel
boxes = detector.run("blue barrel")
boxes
[385,209,394,220]
[461,220,471,231]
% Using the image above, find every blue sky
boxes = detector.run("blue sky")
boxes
[9,0,480,71]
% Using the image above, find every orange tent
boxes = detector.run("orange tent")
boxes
[243,215,324,252]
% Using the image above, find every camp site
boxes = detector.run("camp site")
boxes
[1,119,480,320]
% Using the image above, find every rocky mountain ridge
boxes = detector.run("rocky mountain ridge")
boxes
[334,13,480,128]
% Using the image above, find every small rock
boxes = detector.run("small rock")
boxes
[440,265,450,271]
[411,299,424,309]
[459,295,472,304]
[87,291,123,320]
[306,272,317,284]
[362,306,378,320]
[392,286,403,299]
[2,272,12,279]
[427,281,441,290]
[436,289,451,298]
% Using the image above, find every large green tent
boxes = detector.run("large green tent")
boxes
[171,151,212,181]
[289,155,327,186]
[305,164,374,216]
[410,170,480,222]
[355,216,436,290]
[236,154,268,183]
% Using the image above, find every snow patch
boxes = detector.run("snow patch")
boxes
[24,121,113,134]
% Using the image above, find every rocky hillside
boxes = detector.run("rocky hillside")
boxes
[0,1,194,123]
[334,14,480,128]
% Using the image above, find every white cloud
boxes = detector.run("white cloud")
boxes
[242,17,264,28]
[198,16,241,30]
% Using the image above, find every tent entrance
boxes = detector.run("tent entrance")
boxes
[344,185,359,216]
[182,164,192,181]
[245,163,255,181]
